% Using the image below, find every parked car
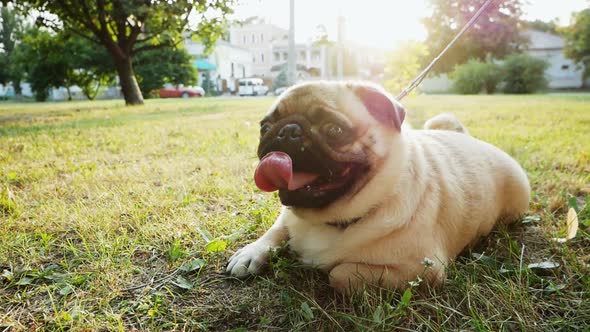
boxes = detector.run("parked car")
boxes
[238,78,269,96]
[158,85,204,98]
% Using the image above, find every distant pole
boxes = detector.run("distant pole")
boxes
[288,0,296,85]
[336,15,344,80]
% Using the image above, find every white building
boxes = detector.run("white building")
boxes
[420,29,588,93]
[0,82,33,98]
[228,19,329,79]
[229,19,288,77]
[269,42,329,79]
[184,38,253,93]
[522,29,585,89]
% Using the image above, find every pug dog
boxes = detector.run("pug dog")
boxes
[226,81,530,292]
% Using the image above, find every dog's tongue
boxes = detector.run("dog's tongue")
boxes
[254,152,320,192]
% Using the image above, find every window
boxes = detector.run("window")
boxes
[253,55,256,63]
[561,64,570,70]
[283,52,288,61]
[274,52,280,62]
[312,51,320,61]
[299,51,305,60]
[243,35,246,44]
[261,53,265,63]
[260,33,264,42]
[252,33,255,43]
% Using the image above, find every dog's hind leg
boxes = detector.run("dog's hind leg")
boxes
[329,261,445,292]
[424,113,469,135]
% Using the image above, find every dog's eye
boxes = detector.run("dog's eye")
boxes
[260,124,272,136]
[322,123,344,139]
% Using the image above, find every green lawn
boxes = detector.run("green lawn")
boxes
[1,94,589,331]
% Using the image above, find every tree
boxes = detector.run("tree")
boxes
[62,33,116,100]
[7,0,234,105]
[422,0,527,73]
[12,28,116,101]
[562,9,590,84]
[12,28,69,101]
[0,50,9,86]
[526,19,559,34]
[384,41,429,96]
[0,5,26,95]
[133,47,197,98]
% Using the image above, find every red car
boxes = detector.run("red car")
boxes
[157,86,205,98]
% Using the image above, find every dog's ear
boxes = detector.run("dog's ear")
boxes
[354,85,406,131]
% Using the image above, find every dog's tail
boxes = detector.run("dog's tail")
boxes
[424,113,469,135]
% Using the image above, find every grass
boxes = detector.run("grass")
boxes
[0,94,589,331]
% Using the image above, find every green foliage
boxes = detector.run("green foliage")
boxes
[0,6,27,93]
[62,34,115,100]
[0,53,8,85]
[200,70,218,96]
[422,0,527,73]
[451,59,503,94]
[12,28,68,101]
[526,19,559,34]
[9,27,198,101]
[8,0,235,105]
[384,41,429,95]
[562,9,590,81]
[133,47,197,98]
[501,53,548,94]
[271,70,288,91]
[0,6,18,55]
[12,29,115,101]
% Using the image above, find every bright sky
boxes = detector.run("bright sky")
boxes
[231,0,589,50]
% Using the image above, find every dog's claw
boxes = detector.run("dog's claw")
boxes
[226,243,270,278]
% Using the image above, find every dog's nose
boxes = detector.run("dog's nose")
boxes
[277,123,303,144]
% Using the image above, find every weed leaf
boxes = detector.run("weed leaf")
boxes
[522,215,540,224]
[16,276,33,286]
[196,227,213,243]
[173,275,194,290]
[1,269,13,281]
[566,208,579,240]
[206,239,227,253]
[179,258,206,272]
[528,261,560,270]
[401,288,413,306]
[300,302,314,320]
[373,305,384,323]
[59,285,73,296]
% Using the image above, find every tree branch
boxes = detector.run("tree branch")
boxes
[132,38,183,55]
[112,0,128,43]
[94,0,126,59]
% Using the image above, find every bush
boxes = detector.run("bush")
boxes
[450,59,503,94]
[271,70,288,91]
[501,54,548,94]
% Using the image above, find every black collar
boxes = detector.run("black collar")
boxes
[326,217,362,230]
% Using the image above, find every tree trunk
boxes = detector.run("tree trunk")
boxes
[14,79,22,97]
[113,56,144,105]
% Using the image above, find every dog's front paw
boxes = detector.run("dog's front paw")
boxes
[226,242,271,278]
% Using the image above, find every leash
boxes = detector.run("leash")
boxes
[395,0,497,101]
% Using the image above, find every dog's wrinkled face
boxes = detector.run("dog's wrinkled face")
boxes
[254,82,405,209]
